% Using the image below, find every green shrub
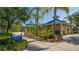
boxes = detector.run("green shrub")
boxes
[0,45,8,51]
[0,40,28,51]
[0,32,28,51]
[54,30,61,35]
[39,31,53,39]
[13,40,28,51]
[0,32,12,36]
[0,36,11,40]
[0,33,12,43]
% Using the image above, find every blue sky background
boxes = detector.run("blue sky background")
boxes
[26,7,79,24]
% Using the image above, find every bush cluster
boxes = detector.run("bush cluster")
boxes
[0,32,28,51]
[39,30,53,39]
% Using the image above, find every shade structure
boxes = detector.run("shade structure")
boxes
[45,19,69,25]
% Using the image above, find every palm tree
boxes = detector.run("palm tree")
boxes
[32,7,50,36]
[35,7,39,36]
[53,7,69,35]
[15,8,34,34]
[63,15,73,34]
[72,11,79,25]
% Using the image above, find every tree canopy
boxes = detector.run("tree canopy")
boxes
[0,7,34,32]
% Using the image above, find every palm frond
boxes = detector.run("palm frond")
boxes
[58,7,69,14]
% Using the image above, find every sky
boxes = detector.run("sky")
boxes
[26,7,79,24]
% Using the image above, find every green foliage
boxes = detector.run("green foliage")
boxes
[0,36,11,41]
[12,40,27,51]
[0,45,8,51]
[7,40,28,51]
[0,33,12,41]
[73,26,79,33]
[26,25,53,39]
[54,30,61,35]
[72,11,79,25]
[58,7,69,14]
[10,22,22,32]
[0,40,28,51]
[39,30,53,38]
[0,8,34,32]
[0,32,12,36]
[32,8,51,36]
[26,26,36,36]
[0,32,28,51]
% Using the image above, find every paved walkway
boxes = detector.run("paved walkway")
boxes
[24,34,79,51]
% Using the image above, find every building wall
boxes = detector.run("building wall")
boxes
[47,24,71,35]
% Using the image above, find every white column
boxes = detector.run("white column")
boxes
[60,24,63,35]
[66,25,68,35]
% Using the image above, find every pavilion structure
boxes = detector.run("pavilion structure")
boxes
[45,19,73,35]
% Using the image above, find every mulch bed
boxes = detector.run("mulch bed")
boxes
[26,34,64,42]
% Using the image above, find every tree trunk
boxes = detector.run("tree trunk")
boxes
[70,20,73,34]
[6,25,9,33]
[35,8,39,36]
[6,21,11,33]
[53,7,57,34]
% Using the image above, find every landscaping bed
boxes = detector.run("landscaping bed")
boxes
[0,40,28,51]
[0,32,28,51]
[26,26,64,42]
[26,34,63,42]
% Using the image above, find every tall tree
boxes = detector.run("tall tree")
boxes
[32,7,51,36]
[63,15,74,33]
[53,7,69,35]
[72,11,79,25]
[0,7,34,33]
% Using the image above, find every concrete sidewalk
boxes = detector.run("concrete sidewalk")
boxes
[24,34,79,51]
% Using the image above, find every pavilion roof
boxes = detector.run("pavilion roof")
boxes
[45,19,70,25]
